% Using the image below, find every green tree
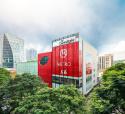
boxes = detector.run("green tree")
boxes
[90,63,125,114]
[0,73,46,114]
[14,85,85,114]
[0,68,10,86]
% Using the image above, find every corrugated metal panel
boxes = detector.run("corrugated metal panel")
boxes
[38,52,52,87]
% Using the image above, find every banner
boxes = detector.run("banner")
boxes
[52,34,81,78]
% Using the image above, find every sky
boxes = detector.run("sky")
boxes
[0,0,125,55]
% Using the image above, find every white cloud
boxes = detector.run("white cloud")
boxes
[99,41,125,53]
[0,0,125,53]
[0,0,93,33]
[0,0,97,52]
[99,41,125,60]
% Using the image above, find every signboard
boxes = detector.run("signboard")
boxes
[52,33,82,78]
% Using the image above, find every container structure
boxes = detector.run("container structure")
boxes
[38,52,52,87]
[38,33,98,94]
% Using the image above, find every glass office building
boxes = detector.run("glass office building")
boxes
[0,33,24,68]
[26,48,37,61]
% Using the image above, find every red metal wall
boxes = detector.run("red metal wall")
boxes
[38,52,52,87]
[52,42,81,77]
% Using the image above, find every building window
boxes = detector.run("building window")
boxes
[106,57,109,61]
[40,56,49,65]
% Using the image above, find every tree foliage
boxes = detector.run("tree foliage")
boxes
[14,85,85,114]
[0,71,85,114]
[90,63,125,114]
[0,68,10,86]
[2,63,125,114]
[0,73,45,114]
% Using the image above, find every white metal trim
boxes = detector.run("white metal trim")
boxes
[52,74,82,79]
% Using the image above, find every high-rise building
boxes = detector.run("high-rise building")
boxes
[98,54,113,72]
[0,33,24,68]
[26,48,37,61]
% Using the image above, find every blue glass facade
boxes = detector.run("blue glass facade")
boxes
[3,35,14,68]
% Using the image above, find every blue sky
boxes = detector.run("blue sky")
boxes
[0,0,125,54]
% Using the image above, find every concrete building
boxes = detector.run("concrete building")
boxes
[26,48,37,61]
[0,33,24,68]
[98,54,113,72]
[16,60,37,75]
